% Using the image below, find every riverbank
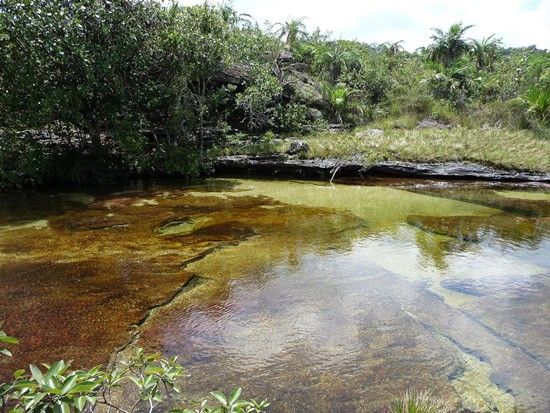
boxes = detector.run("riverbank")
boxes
[216,127,550,181]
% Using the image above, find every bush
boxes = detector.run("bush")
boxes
[273,103,310,133]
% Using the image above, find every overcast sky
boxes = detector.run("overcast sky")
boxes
[180,0,550,50]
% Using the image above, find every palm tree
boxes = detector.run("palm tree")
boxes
[470,35,502,69]
[427,22,474,67]
[525,87,550,124]
[313,41,363,84]
[384,40,405,56]
[271,18,307,46]
[322,83,363,124]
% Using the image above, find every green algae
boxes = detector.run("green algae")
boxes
[495,190,550,201]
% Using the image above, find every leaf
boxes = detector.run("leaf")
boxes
[228,388,242,405]
[210,391,228,406]
[53,402,70,413]
[0,335,19,345]
[61,375,77,395]
[0,348,12,357]
[14,369,26,379]
[30,364,45,385]
[75,395,87,411]
[46,360,66,378]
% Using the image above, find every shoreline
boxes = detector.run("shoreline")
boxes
[215,155,550,183]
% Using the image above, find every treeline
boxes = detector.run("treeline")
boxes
[0,0,548,188]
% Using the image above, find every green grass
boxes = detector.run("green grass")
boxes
[390,390,454,413]
[221,126,550,173]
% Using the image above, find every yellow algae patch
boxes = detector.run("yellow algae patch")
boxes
[206,179,499,231]
[494,190,550,201]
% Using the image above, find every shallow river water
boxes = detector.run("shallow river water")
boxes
[0,178,549,412]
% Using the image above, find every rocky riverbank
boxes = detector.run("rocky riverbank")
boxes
[215,155,550,183]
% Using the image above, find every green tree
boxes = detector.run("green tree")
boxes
[470,35,502,70]
[271,18,307,46]
[427,23,474,67]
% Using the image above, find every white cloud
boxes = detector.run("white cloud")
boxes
[179,0,550,50]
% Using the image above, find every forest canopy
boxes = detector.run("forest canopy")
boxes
[0,0,548,188]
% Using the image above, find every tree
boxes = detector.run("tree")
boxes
[312,41,363,84]
[384,40,405,56]
[427,23,474,67]
[162,3,233,150]
[271,18,307,46]
[322,83,363,124]
[470,35,502,70]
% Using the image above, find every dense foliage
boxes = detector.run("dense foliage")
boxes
[0,1,548,188]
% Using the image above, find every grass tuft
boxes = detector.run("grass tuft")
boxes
[390,390,454,413]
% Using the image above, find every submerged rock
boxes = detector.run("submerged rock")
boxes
[155,217,212,236]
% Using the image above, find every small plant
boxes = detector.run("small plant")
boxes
[0,326,268,413]
[176,388,269,413]
[524,87,550,124]
[0,323,18,358]
[390,390,453,413]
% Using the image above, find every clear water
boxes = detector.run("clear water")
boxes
[0,178,549,412]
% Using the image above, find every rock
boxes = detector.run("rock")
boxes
[277,49,293,63]
[356,128,384,138]
[283,72,327,110]
[306,108,323,122]
[416,118,451,129]
[215,155,550,183]
[287,140,310,155]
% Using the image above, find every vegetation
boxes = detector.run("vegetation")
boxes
[390,390,453,413]
[221,127,550,172]
[0,1,549,189]
[1,326,461,412]
[0,327,268,413]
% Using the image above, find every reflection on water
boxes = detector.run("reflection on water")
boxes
[0,179,549,412]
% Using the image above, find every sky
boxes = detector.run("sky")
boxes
[179,0,550,50]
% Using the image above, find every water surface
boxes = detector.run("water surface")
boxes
[0,179,549,412]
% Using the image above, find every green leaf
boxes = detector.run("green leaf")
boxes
[30,364,45,385]
[0,335,19,345]
[53,402,70,413]
[13,369,26,379]
[0,348,12,357]
[61,375,77,395]
[210,391,228,406]
[46,360,66,378]
[75,395,87,411]
[228,388,242,405]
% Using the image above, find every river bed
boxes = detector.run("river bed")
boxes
[0,178,549,412]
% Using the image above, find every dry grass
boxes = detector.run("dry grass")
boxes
[223,127,550,173]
